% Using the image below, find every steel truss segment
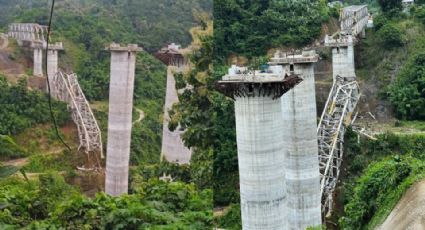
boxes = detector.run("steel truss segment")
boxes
[318,75,360,216]
[51,71,104,163]
[8,23,48,44]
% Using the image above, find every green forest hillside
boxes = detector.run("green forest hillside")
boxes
[0,0,213,228]
[0,0,211,164]
[2,0,425,229]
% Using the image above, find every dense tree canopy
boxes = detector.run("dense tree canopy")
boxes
[388,50,425,119]
[0,75,69,136]
[377,23,403,48]
[214,0,329,59]
[378,0,402,13]
[0,173,212,229]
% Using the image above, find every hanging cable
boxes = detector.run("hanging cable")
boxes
[45,0,72,152]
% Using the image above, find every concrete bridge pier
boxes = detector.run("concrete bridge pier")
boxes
[47,42,64,94]
[236,93,286,230]
[105,43,142,196]
[270,51,322,229]
[47,42,63,78]
[33,46,43,76]
[216,65,304,230]
[161,66,192,164]
[331,36,355,80]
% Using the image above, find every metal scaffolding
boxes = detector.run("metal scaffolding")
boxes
[51,71,104,168]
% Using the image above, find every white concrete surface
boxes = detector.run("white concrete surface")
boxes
[235,91,286,230]
[281,63,322,229]
[105,44,141,196]
[161,66,192,164]
[33,47,43,76]
[332,43,355,80]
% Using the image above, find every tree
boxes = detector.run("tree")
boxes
[388,51,425,119]
[414,6,425,24]
[214,0,329,60]
[377,24,403,48]
[378,0,402,13]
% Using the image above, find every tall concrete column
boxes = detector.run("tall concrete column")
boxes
[161,66,192,164]
[216,65,303,230]
[47,42,63,78]
[105,43,142,196]
[47,49,58,77]
[331,36,355,80]
[47,42,63,94]
[270,51,322,229]
[33,46,43,76]
[236,94,286,229]
[282,64,322,229]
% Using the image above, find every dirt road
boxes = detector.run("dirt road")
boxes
[377,180,425,230]
[133,108,145,125]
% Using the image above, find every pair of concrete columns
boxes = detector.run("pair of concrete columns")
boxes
[234,57,322,229]
[103,45,327,228]
[32,42,63,78]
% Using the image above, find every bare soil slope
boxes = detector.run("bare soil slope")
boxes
[0,35,26,77]
[378,180,425,230]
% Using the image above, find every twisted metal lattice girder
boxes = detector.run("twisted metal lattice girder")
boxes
[317,76,360,216]
[318,6,368,216]
[51,71,103,159]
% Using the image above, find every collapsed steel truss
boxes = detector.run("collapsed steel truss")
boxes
[51,71,104,163]
[8,23,48,43]
[318,5,368,216]
[318,76,360,216]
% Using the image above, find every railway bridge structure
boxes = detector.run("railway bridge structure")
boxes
[155,43,192,164]
[7,23,104,168]
[217,4,369,230]
[319,4,368,217]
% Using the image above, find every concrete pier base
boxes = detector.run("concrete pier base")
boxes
[217,65,304,230]
[47,42,63,93]
[281,63,322,229]
[235,92,286,230]
[331,36,355,80]
[161,66,191,164]
[269,51,322,229]
[33,47,43,76]
[105,44,142,196]
[47,42,63,78]
[47,49,58,78]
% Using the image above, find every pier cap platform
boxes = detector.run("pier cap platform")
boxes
[106,43,143,52]
[48,42,64,50]
[324,34,354,47]
[155,43,190,66]
[216,65,303,100]
[269,50,319,65]
[31,41,47,49]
